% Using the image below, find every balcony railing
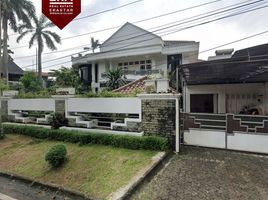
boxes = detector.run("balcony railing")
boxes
[101,69,164,79]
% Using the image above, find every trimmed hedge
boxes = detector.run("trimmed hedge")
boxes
[2,124,170,151]
[45,144,67,168]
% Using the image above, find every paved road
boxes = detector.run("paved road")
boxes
[0,176,85,200]
[131,146,268,200]
[0,192,17,200]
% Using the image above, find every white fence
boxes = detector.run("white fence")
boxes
[182,113,268,154]
[66,98,141,115]
[8,99,55,112]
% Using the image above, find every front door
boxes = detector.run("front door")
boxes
[190,94,214,113]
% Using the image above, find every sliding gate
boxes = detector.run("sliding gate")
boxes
[180,113,268,154]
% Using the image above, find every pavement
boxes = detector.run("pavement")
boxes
[131,146,268,200]
[0,193,17,200]
[0,176,85,200]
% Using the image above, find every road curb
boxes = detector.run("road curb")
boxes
[0,172,97,200]
[120,151,173,200]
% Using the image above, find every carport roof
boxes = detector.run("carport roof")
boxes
[180,45,268,85]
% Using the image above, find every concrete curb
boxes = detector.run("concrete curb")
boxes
[0,172,97,200]
[116,151,173,200]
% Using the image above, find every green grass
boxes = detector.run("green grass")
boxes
[0,135,158,199]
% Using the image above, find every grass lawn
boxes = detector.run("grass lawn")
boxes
[0,135,158,199]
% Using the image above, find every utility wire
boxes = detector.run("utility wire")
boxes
[14,0,261,59]
[10,0,221,50]
[21,1,268,69]
[8,0,145,37]
[41,29,268,71]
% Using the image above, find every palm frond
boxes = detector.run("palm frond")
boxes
[17,30,32,43]
[42,33,57,51]
[29,33,37,48]
[43,30,61,44]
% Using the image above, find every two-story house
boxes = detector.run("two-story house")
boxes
[72,22,199,92]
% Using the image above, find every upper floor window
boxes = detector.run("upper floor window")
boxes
[118,59,152,70]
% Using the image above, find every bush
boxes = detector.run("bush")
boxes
[45,144,67,168]
[48,113,68,129]
[2,124,170,151]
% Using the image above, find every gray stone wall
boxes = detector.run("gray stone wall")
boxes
[141,99,176,140]
[55,100,65,114]
[1,100,9,122]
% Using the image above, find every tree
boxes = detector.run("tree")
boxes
[91,37,100,53]
[105,68,127,91]
[20,71,42,93]
[50,67,80,88]
[1,0,35,83]
[17,14,61,81]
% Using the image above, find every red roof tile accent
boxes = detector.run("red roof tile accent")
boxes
[113,76,148,94]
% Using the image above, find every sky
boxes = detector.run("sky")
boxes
[9,0,268,72]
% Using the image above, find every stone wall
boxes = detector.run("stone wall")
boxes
[1,98,9,122]
[142,99,176,138]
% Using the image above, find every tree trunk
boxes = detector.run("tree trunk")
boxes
[37,41,42,81]
[2,16,8,84]
[0,4,3,78]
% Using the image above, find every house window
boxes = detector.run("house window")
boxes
[140,65,145,70]
[118,63,123,67]
[146,65,152,70]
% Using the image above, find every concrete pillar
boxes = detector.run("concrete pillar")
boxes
[264,83,268,115]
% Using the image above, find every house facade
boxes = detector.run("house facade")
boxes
[72,22,199,92]
[180,44,268,115]
[0,60,24,82]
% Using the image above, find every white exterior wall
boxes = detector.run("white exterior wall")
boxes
[100,23,163,52]
[185,83,266,114]
[8,99,55,112]
[66,98,141,115]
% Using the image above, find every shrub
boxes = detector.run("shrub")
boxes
[2,124,170,151]
[45,144,67,168]
[48,113,68,129]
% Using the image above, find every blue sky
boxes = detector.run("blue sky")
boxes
[9,0,268,72]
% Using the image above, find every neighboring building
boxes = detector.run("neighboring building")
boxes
[0,60,24,82]
[72,22,199,92]
[207,48,234,61]
[180,43,268,115]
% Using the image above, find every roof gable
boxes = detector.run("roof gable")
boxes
[100,22,163,52]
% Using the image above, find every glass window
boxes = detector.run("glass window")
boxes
[146,65,152,70]
[129,62,134,65]
[118,63,122,66]
[140,65,145,70]
[135,61,139,65]
[140,60,145,64]
[146,60,152,64]
[124,62,128,66]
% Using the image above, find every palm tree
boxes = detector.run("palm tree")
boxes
[17,14,61,80]
[1,0,35,83]
[91,37,100,53]
[105,68,127,90]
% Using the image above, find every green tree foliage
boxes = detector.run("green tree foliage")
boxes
[50,67,80,88]
[105,68,127,91]
[17,14,61,80]
[1,0,35,82]
[91,37,100,53]
[20,71,42,93]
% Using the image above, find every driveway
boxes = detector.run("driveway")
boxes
[131,146,268,200]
